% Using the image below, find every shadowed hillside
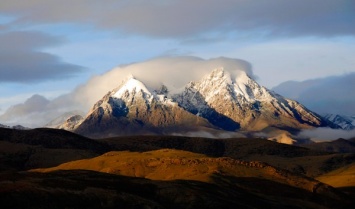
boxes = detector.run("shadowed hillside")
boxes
[302,138,355,153]
[0,169,348,209]
[0,127,110,171]
[0,127,109,151]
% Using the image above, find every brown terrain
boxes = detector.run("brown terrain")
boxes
[0,127,354,208]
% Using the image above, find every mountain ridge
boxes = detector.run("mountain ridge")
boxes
[62,68,331,138]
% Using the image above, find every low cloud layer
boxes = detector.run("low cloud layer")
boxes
[0,56,252,127]
[0,31,83,83]
[299,127,355,141]
[273,73,355,116]
[71,56,253,111]
[1,0,353,38]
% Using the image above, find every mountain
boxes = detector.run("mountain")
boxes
[0,124,10,129]
[71,68,329,138]
[45,111,85,129]
[57,114,84,130]
[173,68,326,131]
[323,114,355,130]
[74,75,213,138]
[0,123,29,130]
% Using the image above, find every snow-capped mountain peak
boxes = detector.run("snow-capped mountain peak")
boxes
[68,67,329,137]
[73,75,212,137]
[204,67,232,84]
[112,76,152,98]
[183,68,271,105]
[173,67,326,131]
[233,70,274,102]
[235,70,251,85]
[110,76,175,105]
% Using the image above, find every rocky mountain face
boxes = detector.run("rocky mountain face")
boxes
[173,68,326,131]
[69,68,329,138]
[74,76,212,137]
[45,111,85,128]
[57,115,84,130]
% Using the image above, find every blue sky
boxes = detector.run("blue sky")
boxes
[0,0,354,126]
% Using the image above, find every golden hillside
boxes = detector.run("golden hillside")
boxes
[317,163,355,188]
[33,149,329,194]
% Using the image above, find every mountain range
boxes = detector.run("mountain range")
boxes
[56,68,335,138]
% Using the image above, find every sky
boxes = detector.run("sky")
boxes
[0,0,354,127]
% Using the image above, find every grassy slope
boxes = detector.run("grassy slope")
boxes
[100,135,355,177]
[316,163,355,188]
[25,147,353,209]
[32,149,323,192]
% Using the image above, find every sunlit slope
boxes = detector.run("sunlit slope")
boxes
[33,149,331,193]
[317,163,355,188]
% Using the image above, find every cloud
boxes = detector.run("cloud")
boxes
[0,0,353,38]
[70,56,253,111]
[0,94,50,127]
[273,73,355,116]
[0,31,83,83]
[0,56,253,127]
[0,94,49,119]
[299,127,355,141]
[0,94,82,127]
